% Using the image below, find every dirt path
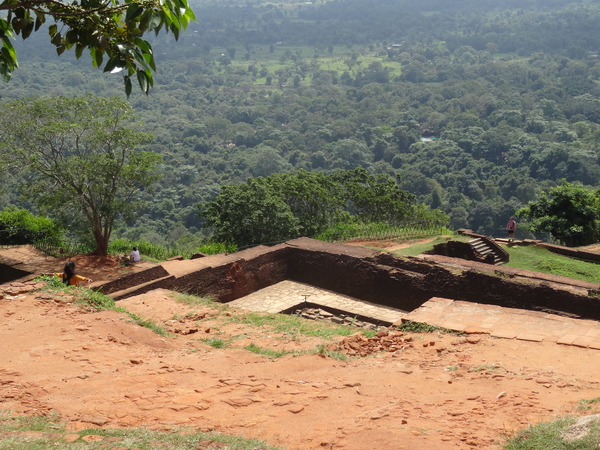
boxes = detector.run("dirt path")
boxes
[2,286,600,450]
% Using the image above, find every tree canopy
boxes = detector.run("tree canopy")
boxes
[0,0,195,95]
[4,0,600,246]
[0,95,162,255]
[518,181,600,247]
[200,168,447,247]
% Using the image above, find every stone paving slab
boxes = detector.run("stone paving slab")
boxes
[398,296,600,349]
[227,280,407,324]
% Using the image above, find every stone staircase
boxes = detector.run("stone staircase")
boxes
[468,238,506,265]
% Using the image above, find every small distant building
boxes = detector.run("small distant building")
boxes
[387,41,405,50]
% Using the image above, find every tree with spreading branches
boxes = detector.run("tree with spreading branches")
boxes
[0,95,162,255]
[0,0,195,95]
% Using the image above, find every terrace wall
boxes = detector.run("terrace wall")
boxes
[97,237,600,321]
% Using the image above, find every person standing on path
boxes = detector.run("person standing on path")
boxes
[506,217,517,241]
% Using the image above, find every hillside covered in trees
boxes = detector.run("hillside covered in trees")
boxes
[2,0,600,248]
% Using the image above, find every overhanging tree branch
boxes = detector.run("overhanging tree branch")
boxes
[0,0,195,95]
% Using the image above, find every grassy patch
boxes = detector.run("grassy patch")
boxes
[503,416,600,450]
[226,312,375,340]
[202,338,228,348]
[169,291,222,308]
[123,313,169,337]
[35,276,169,336]
[36,275,118,311]
[578,397,600,410]
[316,223,451,246]
[313,344,349,361]
[396,320,461,335]
[0,411,280,450]
[504,245,600,283]
[244,342,291,358]
[391,234,470,257]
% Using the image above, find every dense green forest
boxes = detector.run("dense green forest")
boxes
[3,0,600,248]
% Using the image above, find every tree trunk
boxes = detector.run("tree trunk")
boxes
[91,228,109,256]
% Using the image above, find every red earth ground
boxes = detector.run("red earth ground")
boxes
[2,246,600,450]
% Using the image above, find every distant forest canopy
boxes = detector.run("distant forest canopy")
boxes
[2,0,600,247]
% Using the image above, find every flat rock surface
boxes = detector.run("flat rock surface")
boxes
[228,280,406,323]
[401,297,600,348]
[3,287,600,450]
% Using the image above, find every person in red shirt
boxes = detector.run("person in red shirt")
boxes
[506,217,517,241]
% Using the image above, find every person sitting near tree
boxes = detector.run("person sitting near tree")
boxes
[51,261,92,286]
[130,247,141,262]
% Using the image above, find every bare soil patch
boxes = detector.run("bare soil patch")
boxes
[2,286,600,450]
[0,245,156,284]
[345,237,439,252]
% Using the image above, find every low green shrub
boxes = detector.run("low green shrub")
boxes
[316,221,451,243]
[0,207,63,246]
[108,238,237,261]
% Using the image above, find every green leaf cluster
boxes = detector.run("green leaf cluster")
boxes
[0,0,195,95]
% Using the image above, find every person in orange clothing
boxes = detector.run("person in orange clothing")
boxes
[52,261,92,286]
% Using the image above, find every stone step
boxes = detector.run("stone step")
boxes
[468,237,506,266]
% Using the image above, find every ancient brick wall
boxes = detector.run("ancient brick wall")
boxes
[99,265,171,294]
[96,237,600,321]
[172,247,290,301]
[286,247,432,312]
[112,276,176,300]
[284,241,600,320]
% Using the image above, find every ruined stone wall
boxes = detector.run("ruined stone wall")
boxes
[442,270,600,320]
[286,247,431,312]
[112,276,176,300]
[428,241,492,264]
[0,264,32,284]
[98,237,600,321]
[285,242,600,320]
[172,247,290,301]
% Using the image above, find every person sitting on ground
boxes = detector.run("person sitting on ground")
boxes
[130,247,141,262]
[51,261,92,286]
